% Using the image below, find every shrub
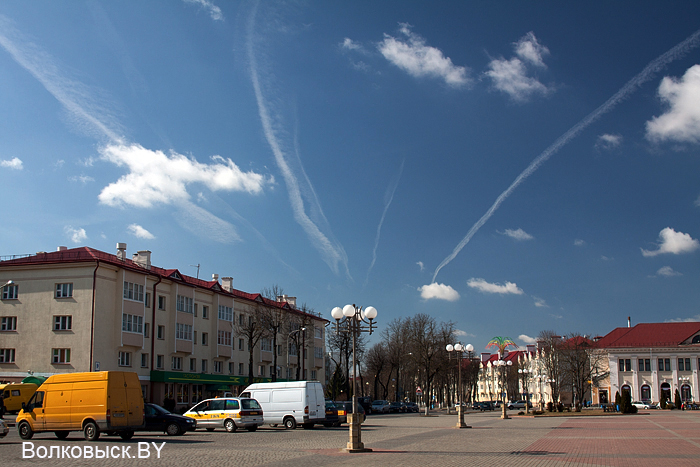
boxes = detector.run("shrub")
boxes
[547,402,554,412]
[675,389,682,410]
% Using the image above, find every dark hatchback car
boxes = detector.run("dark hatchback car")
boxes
[144,403,197,435]
[404,402,419,413]
[473,401,495,411]
[335,401,365,424]
[324,400,340,427]
[389,401,406,413]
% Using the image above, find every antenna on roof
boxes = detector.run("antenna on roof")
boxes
[190,264,200,279]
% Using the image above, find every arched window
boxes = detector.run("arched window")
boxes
[691,335,700,344]
[640,385,651,402]
[621,384,631,395]
[660,382,671,402]
[681,385,692,402]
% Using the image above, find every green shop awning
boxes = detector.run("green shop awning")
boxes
[150,371,275,386]
[22,376,46,386]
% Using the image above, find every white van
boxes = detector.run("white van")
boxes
[241,381,325,429]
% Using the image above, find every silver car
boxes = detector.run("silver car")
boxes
[371,400,390,414]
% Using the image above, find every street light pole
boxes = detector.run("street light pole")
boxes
[518,368,531,414]
[446,342,473,428]
[495,359,512,419]
[331,304,377,453]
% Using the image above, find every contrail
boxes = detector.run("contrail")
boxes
[432,29,700,283]
[246,2,350,277]
[365,159,405,287]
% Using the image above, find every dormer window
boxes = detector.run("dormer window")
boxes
[692,335,700,344]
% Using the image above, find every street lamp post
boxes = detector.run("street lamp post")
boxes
[331,304,377,453]
[518,368,531,414]
[495,359,512,419]
[446,342,473,428]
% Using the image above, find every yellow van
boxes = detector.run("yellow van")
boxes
[1,383,38,414]
[16,371,144,441]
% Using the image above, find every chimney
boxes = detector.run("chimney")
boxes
[57,246,67,252]
[116,243,127,261]
[481,352,491,363]
[132,250,152,270]
[526,344,535,354]
[212,274,219,282]
[221,277,233,292]
[628,316,631,328]
[277,295,297,307]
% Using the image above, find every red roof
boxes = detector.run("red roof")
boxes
[596,322,700,348]
[0,246,328,323]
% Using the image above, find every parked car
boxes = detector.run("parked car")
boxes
[473,401,494,411]
[507,400,532,410]
[184,397,263,432]
[632,401,650,410]
[357,396,373,414]
[334,401,365,424]
[324,400,340,427]
[144,403,196,436]
[404,402,419,413]
[0,419,8,438]
[389,401,406,413]
[371,400,391,414]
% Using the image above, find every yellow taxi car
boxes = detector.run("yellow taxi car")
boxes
[184,397,263,432]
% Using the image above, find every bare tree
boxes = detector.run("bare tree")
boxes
[259,285,287,382]
[559,333,608,411]
[538,330,563,406]
[365,343,389,400]
[235,304,270,383]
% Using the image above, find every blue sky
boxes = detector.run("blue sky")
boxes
[1,1,700,352]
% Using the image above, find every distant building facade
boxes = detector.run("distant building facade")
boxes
[0,244,327,410]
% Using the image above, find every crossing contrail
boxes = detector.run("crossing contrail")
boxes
[432,29,700,283]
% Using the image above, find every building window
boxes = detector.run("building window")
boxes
[619,359,631,372]
[122,314,144,333]
[238,338,244,350]
[238,363,244,375]
[314,346,324,359]
[1,317,17,331]
[218,330,232,346]
[229,362,234,375]
[158,296,166,310]
[2,284,18,300]
[118,351,131,367]
[664,358,671,371]
[0,348,15,363]
[311,370,317,380]
[239,313,244,326]
[258,365,265,376]
[218,305,233,321]
[201,359,208,373]
[52,348,71,364]
[315,327,322,339]
[289,343,298,357]
[261,338,272,352]
[172,356,182,371]
[53,315,72,331]
[156,355,164,369]
[644,358,651,371]
[679,358,691,371]
[214,361,222,374]
[144,323,150,338]
[190,358,196,372]
[202,305,209,319]
[55,283,73,298]
[157,325,165,339]
[202,332,208,346]
[141,353,148,368]
[641,385,651,402]
[123,281,144,302]
[175,323,193,341]
[176,295,194,313]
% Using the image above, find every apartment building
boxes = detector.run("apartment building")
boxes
[0,244,328,411]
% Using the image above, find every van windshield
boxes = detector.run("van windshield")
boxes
[241,399,261,410]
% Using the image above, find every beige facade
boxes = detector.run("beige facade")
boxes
[0,245,327,411]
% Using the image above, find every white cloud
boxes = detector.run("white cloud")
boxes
[500,228,534,241]
[533,297,548,307]
[64,226,87,243]
[574,239,586,247]
[641,227,700,257]
[341,38,363,52]
[596,133,623,150]
[467,278,524,295]
[646,65,700,144]
[416,261,424,272]
[485,32,551,102]
[418,282,460,301]
[549,313,563,319]
[378,23,470,88]
[519,334,537,344]
[183,0,223,21]
[127,224,155,240]
[695,195,700,207]
[666,314,700,323]
[98,144,270,208]
[514,32,549,68]
[68,174,94,184]
[1,157,23,170]
[656,266,682,277]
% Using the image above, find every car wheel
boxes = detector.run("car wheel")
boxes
[247,426,257,432]
[224,419,237,433]
[283,417,297,430]
[55,431,70,440]
[18,422,34,440]
[83,421,100,441]
[166,423,181,436]
[119,430,134,440]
